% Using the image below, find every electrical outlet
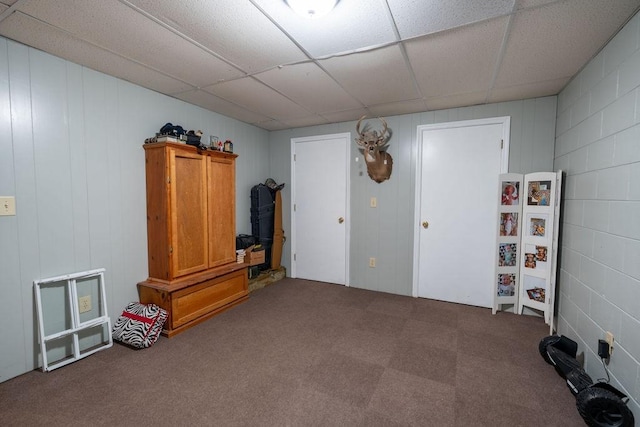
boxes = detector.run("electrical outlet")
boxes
[0,196,16,216]
[369,257,376,268]
[370,197,377,208]
[78,295,91,313]
[605,331,614,355]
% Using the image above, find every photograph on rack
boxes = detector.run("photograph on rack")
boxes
[526,288,546,302]
[524,252,536,268]
[498,243,518,267]
[499,212,518,236]
[528,215,547,237]
[497,273,516,296]
[524,243,548,270]
[527,180,551,205]
[501,181,519,205]
[523,275,546,302]
[536,245,547,262]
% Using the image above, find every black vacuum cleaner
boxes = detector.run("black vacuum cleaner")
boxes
[539,335,635,427]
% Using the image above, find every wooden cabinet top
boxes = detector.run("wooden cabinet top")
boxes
[143,141,238,159]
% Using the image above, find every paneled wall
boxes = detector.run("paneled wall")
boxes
[0,37,269,382]
[0,33,559,384]
[554,12,640,416]
[269,96,557,296]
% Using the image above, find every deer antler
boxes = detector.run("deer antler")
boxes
[356,115,366,135]
[377,117,388,145]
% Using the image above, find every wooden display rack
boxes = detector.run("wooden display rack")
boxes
[492,173,523,314]
[517,172,562,333]
[493,171,562,334]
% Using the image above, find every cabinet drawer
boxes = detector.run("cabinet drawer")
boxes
[171,269,247,328]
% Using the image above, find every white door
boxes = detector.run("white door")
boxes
[413,118,509,307]
[291,133,350,285]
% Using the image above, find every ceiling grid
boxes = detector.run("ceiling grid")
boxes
[0,0,638,130]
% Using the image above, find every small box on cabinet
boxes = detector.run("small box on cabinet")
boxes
[245,246,265,266]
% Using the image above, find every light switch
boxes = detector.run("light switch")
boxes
[0,197,16,216]
[370,197,377,208]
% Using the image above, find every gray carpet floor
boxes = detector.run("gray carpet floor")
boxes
[0,278,586,426]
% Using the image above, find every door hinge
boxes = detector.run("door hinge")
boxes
[167,176,171,184]
[294,154,296,161]
[294,204,296,212]
[169,246,173,253]
[294,253,296,261]
[501,139,504,149]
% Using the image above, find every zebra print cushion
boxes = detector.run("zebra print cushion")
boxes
[112,302,168,348]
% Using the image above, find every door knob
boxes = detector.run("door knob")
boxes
[422,221,429,229]
[338,217,344,224]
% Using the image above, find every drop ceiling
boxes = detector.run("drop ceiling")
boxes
[1,0,639,131]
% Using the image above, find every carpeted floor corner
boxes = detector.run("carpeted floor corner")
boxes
[0,278,585,426]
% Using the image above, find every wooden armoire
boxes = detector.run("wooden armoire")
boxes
[137,142,248,337]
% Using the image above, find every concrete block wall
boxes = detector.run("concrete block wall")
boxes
[555,11,640,416]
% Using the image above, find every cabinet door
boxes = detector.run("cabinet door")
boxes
[170,149,209,277]
[207,156,236,267]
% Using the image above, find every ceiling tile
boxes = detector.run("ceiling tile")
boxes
[517,0,560,10]
[388,0,515,39]
[15,0,243,87]
[254,119,288,131]
[254,0,397,57]
[279,115,332,129]
[320,107,371,124]
[255,62,362,113]
[174,89,272,125]
[425,91,488,111]
[405,17,508,98]
[0,12,193,94]
[204,77,309,120]
[368,99,428,118]
[126,0,307,73]
[320,44,420,105]
[488,77,570,103]
[496,0,640,88]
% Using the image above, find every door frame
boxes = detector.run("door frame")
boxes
[411,117,510,298]
[290,132,351,285]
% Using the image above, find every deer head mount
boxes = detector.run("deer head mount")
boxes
[355,115,393,183]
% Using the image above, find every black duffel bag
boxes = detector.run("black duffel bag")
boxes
[236,234,257,250]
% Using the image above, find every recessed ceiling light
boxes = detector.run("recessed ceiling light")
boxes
[286,0,339,19]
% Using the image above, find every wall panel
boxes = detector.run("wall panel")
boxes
[0,37,269,382]
[270,96,558,296]
[0,39,27,381]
